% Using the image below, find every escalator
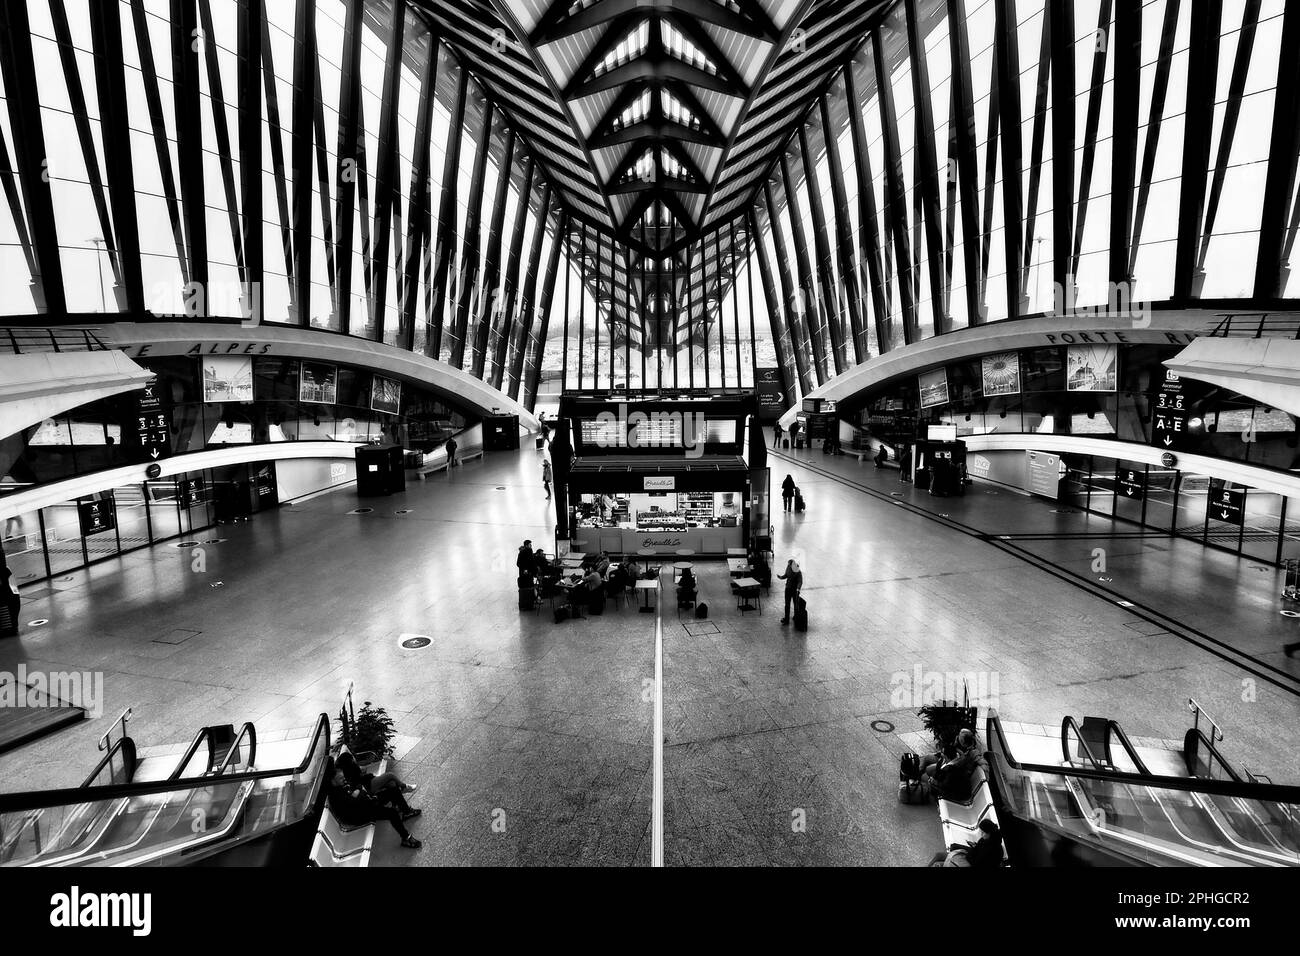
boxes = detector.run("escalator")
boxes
[987,712,1300,867]
[0,714,331,867]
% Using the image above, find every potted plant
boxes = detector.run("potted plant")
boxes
[338,700,396,764]
[917,700,978,757]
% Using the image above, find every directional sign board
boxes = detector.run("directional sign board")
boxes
[1117,465,1145,501]
[137,378,171,462]
[1208,478,1246,526]
[1151,368,1188,451]
[78,496,116,536]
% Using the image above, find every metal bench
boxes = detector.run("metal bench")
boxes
[307,758,387,867]
[936,763,1008,864]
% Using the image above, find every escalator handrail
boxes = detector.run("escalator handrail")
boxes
[0,714,330,814]
[80,736,137,789]
[1185,727,1244,783]
[1103,720,1151,776]
[213,723,257,776]
[987,713,1300,803]
[1060,716,1107,769]
[168,726,219,781]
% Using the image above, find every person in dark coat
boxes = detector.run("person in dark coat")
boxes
[328,769,421,848]
[781,474,796,512]
[445,435,458,467]
[778,559,803,624]
[516,540,537,580]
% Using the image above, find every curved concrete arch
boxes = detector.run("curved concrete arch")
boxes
[101,322,539,430]
[776,312,1206,428]
[0,439,360,520]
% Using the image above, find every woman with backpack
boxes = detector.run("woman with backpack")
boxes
[778,559,802,625]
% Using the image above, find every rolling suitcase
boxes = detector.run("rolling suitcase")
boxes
[794,491,805,513]
[793,596,808,632]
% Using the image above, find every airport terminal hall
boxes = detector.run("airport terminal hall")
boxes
[2,0,1300,902]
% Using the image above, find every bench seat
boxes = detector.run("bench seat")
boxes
[308,758,387,867]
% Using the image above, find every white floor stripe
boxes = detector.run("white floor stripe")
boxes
[652,584,664,867]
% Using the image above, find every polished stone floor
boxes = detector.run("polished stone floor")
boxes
[1,444,1296,866]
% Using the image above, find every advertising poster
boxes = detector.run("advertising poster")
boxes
[981,352,1021,396]
[918,368,949,408]
[1066,344,1117,391]
[1024,450,1063,499]
[371,375,401,415]
[756,368,784,419]
[202,356,254,403]
[300,362,338,404]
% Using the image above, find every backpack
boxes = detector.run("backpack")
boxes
[900,752,921,781]
[898,778,931,805]
[695,602,708,619]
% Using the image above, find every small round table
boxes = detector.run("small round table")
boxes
[672,561,693,572]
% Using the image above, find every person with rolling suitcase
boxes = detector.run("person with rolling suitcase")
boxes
[781,473,796,513]
[778,559,803,626]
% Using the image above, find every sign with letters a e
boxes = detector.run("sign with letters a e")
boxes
[643,476,675,491]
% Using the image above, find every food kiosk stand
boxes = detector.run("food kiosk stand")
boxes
[552,394,765,558]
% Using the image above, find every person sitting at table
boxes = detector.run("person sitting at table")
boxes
[605,563,628,598]
[594,551,612,578]
[676,568,697,607]
[565,573,589,614]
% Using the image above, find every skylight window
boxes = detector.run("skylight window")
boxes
[615,89,653,130]
[592,20,651,78]
[660,21,718,75]
[659,90,701,131]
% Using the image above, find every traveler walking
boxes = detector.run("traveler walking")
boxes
[781,474,796,513]
[542,459,553,498]
[445,435,458,467]
[778,559,803,625]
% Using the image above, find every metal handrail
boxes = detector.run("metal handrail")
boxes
[0,713,329,813]
[214,722,257,775]
[0,327,109,354]
[1207,313,1300,339]
[988,713,1300,802]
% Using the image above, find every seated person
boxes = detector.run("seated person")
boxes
[929,819,1002,868]
[327,768,421,849]
[336,750,417,797]
[676,568,697,605]
[582,567,604,592]
[566,573,588,608]
[605,564,628,596]
[917,728,978,782]
[594,551,612,578]
[934,746,985,802]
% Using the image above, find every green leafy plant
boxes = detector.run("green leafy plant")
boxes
[918,701,978,757]
[340,701,396,761]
